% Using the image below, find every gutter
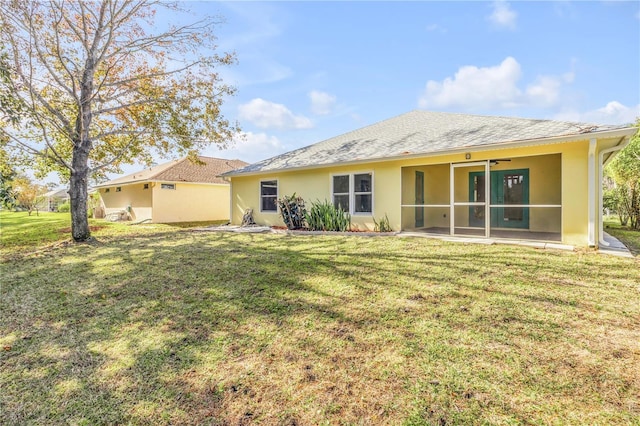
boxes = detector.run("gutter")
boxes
[94,179,229,188]
[588,139,597,247]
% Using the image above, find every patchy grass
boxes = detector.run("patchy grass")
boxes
[0,211,226,257]
[604,216,640,256]
[1,222,639,425]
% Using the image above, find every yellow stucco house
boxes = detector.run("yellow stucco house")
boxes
[223,111,637,247]
[96,156,248,223]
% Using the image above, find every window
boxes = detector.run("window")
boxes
[116,187,122,192]
[143,183,149,190]
[332,175,350,212]
[332,173,373,214]
[104,188,110,193]
[260,180,278,212]
[161,183,175,190]
[353,173,372,213]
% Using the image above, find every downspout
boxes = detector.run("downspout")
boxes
[222,176,232,224]
[588,138,597,247]
[598,137,628,247]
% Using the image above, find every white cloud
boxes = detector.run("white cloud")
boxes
[426,23,447,33]
[238,98,313,130]
[419,57,576,110]
[309,90,337,115]
[207,131,285,164]
[555,102,640,125]
[419,57,523,109]
[488,1,518,30]
[525,70,575,107]
[525,76,563,107]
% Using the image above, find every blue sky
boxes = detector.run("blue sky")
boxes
[132,1,640,172]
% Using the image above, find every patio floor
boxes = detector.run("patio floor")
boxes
[410,227,562,242]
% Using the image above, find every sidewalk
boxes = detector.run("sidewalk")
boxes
[599,232,634,258]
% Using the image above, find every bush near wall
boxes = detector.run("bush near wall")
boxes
[306,199,351,232]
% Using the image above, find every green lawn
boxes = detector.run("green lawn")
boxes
[1,213,639,425]
[605,217,640,256]
[0,211,226,257]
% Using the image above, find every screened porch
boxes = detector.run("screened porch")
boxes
[400,154,562,242]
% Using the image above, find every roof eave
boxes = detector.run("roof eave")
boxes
[224,126,638,178]
[94,178,230,188]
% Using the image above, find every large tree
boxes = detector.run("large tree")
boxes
[0,0,239,241]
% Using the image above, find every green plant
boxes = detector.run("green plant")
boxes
[57,202,70,213]
[87,192,101,218]
[373,214,392,232]
[306,199,351,231]
[277,193,307,230]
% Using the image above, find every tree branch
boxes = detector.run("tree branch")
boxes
[90,135,140,173]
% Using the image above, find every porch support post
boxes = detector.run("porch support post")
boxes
[485,160,490,238]
[588,138,597,247]
[449,163,454,235]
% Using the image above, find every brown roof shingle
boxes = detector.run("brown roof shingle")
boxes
[96,156,249,187]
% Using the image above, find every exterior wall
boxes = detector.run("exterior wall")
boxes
[151,182,230,223]
[231,163,402,231]
[230,137,624,246]
[99,183,152,221]
[561,143,589,246]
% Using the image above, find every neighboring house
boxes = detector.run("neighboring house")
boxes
[223,110,638,247]
[41,188,69,212]
[95,156,248,223]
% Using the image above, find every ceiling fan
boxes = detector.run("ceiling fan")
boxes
[490,159,512,166]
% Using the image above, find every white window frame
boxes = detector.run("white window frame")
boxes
[161,183,176,190]
[331,174,350,213]
[259,179,279,213]
[331,172,374,216]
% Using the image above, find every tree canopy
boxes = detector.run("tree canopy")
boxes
[0,0,240,240]
[605,119,640,229]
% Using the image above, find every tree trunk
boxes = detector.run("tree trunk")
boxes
[69,50,96,242]
[69,148,90,241]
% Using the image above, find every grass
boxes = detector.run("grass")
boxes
[1,212,639,425]
[0,211,226,257]
[605,216,640,256]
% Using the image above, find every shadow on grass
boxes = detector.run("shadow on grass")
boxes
[1,232,639,424]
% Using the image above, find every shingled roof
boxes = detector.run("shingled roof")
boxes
[96,156,248,187]
[225,110,631,176]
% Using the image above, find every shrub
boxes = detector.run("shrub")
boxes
[57,202,70,212]
[278,193,307,230]
[373,214,392,232]
[306,199,351,232]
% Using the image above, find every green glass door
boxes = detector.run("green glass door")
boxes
[415,171,424,227]
[469,169,529,229]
